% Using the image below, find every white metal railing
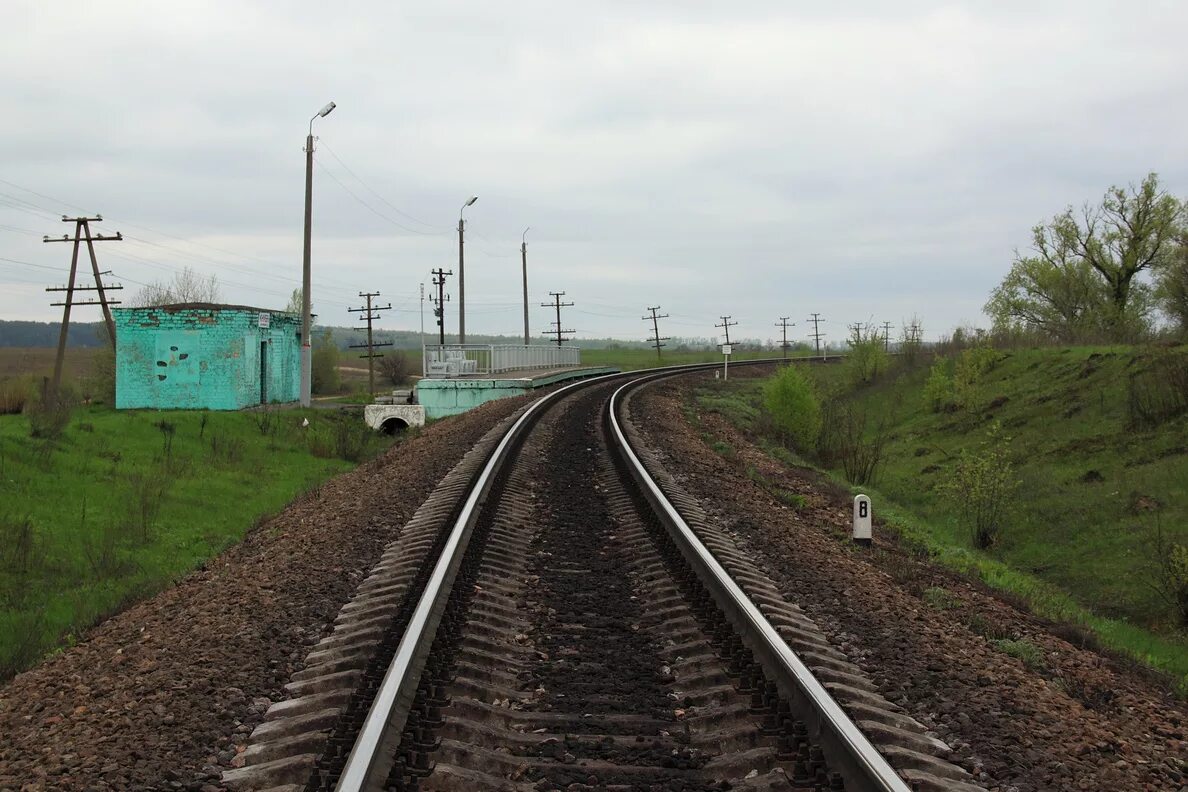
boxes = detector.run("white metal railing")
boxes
[422,344,580,377]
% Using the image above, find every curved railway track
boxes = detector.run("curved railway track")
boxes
[223,363,981,792]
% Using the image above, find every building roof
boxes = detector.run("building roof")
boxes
[116,302,298,315]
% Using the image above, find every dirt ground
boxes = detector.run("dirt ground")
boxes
[634,368,1188,792]
[0,394,530,791]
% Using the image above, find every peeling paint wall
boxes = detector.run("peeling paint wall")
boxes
[114,306,301,410]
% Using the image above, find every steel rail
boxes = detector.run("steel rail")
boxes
[333,358,785,791]
[607,373,912,792]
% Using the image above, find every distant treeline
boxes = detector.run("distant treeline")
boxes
[0,318,792,353]
[0,321,106,348]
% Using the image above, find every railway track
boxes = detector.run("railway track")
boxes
[223,364,982,792]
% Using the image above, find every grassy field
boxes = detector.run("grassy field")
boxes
[0,404,391,679]
[687,347,1188,686]
[0,347,100,381]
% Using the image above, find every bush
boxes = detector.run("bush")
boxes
[844,337,890,387]
[953,346,1005,410]
[0,377,33,415]
[1148,519,1188,628]
[1127,350,1188,429]
[761,364,821,451]
[26,392,73,440]
[312,329,341,395]
[380,351,415,386]
[939,422,1019,549]
[923,361,955,412]
[816,401,888,485]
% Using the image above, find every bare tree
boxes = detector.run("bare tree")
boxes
[133,266,222,307]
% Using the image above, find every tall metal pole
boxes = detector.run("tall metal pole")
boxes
[300,101,335,407]
[521,227,530,346]
[300,131,315,407]
[419,282,425,377]
[457,215,465,344]
[458,196,477,344]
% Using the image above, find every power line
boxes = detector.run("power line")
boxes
[317,141,452,234]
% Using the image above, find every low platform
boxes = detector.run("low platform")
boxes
[415,366,619,419]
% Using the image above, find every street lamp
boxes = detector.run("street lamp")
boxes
[300,100,336,407]
[521,227,531,346]
[458,195,478,343]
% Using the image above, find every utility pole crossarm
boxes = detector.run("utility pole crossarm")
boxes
[346,291,393,397]
[774,316,795,358]
[45,216,122,396]
[540,291,575,347]
[714,315,738,346]
[642,305,670,360]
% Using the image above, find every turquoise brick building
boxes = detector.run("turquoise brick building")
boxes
[114,304,301,410]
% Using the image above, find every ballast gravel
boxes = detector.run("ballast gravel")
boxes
[0,396,529,791]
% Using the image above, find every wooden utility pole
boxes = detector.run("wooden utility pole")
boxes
[430,268,452,346]
[43,215,123,397]
[642,306,670,360]
[882,321,893,351]
[774,316,795,358]
[714,315,738,346]
[347,291,393,397]
[540,291,574,347]
[806,313,824,358]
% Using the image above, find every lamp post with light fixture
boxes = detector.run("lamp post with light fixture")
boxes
[521,227,531,346]
[458,195,477,343]
[300,100,336,408]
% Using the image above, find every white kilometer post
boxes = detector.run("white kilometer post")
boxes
[853,494,872,546]
[722,343,732,381]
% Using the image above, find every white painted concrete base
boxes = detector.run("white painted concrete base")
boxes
[364,403,426,432]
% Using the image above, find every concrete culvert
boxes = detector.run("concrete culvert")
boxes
[380,417,409,435]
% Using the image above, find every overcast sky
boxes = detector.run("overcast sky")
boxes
[2,1,1186,345]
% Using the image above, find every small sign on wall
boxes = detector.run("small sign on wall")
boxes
[258,312,271,329]
[853,494,872,546]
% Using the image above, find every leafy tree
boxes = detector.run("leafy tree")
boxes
[311,329,340,394]
[285,288,304,315]
[133,266,222,307]
[1156,235,1188,336]
[762,363,821,451]
[985,244,1105,341]
[987,173,1182,341]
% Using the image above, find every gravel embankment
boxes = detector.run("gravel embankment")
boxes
[0,396,529,791]
[635,369,1187,792]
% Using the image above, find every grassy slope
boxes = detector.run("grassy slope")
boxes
[689,348,1188,685]
[0,406,384,677]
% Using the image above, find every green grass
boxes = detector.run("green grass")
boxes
[580,347,801,372]
[0,405,390,679]
[687,347,1188,689]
